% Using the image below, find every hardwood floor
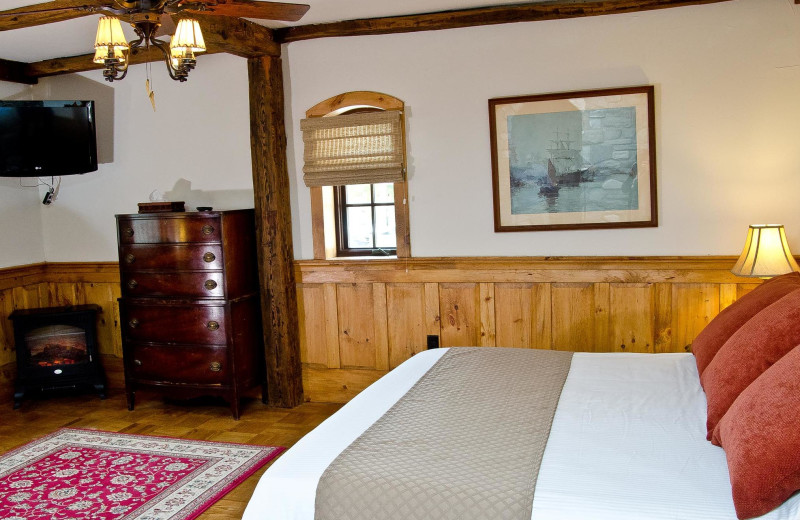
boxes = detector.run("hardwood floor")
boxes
[0,389,342,519]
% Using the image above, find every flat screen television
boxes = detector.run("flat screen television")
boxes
[0,100,98,177]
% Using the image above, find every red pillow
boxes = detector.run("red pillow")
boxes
[701,288,800,439]
[692,272,800,376]
[711,346,800,519]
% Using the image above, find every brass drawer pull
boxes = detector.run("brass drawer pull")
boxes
[207,321,220,331]
[209,362,222,372]
[201,225,215,236]
[203,252,216,263]
[204,280,218,290]
[127,279,138,289]
[133,359,142,366]
[129,318,139,329]
[123,228,134,237]
[124,253,136,264]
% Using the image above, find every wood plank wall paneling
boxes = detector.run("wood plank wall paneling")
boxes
[0,258,780,406]
[295,257,776,402]
[0,263,122,399]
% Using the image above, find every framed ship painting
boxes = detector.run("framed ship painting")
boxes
[489,85,657,232]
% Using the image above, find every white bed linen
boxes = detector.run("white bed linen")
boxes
[242,349,800,520]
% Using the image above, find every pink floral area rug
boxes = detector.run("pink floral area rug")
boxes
[0,428,283,520]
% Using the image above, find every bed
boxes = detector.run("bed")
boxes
[242,346,800,520]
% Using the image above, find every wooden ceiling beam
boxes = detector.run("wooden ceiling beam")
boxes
[190,14,280,58]
[0,0,109,32]
[275,0,732,43]
[0,58,37,84]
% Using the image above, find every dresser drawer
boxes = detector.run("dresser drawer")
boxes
[119,244,224,271]
[121,272,225,299]
[118,216,221,244]
[127,344,229,385]
[121,302,228,345]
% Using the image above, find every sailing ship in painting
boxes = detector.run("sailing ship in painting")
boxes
[539,130,595,195]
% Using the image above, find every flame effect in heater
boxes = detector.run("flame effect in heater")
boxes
[24,325,88,367]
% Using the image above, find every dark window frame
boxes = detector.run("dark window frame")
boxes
[334,184,397,257]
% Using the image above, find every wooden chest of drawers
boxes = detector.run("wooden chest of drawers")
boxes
[116,209,265,419]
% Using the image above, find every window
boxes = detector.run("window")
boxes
[335,183,396,256]
[303,91,410,259]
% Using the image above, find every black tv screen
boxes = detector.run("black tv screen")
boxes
[0,100,98,177]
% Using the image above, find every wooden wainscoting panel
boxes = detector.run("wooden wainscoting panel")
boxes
[372,283,390,371]
[719,283,738,312]
[531,283,552,349]
[297,284,328,366]
[609,283,654,353]
[551,283,595,351]
[737,283,760,300]
[494,283,534,349]
[386,283,427,369]
[336,283,377,369]
[0,288,16,357]
[110,283,123,358]
[671,283,719,353]
[323,284,341,368]
[593,283,611,352]
[83,282,120,359]
[423,282,440,336]
[293,257,799,401]
[439,283,481,347]
[11,284,40,310]
[478,283,496,347]
[653,282,673,353]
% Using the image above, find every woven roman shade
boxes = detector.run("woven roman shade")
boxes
[300,110,405,187]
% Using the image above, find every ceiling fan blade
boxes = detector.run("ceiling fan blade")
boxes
[0,0,114,31]
[154,13,176,37]
[185,0,309,22]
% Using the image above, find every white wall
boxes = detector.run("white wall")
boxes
[0,81,45,268]
[38,53,254,262]
[2,0,799,265]
[284,0,800,258]
[1,54,253,264]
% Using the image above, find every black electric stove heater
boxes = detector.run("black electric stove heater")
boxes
[9,305,107,408]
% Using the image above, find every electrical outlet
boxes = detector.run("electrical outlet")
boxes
[426,335,439,349]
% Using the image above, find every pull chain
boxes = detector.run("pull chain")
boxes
[145,50,156,111]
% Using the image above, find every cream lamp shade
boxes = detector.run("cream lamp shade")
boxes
[170,19,206,54]
[94,16,129,56]
[731,225,800,278]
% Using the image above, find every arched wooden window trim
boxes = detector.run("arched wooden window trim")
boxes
[306,91,410,259]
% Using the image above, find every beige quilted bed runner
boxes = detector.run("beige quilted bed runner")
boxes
[315,347,574,520]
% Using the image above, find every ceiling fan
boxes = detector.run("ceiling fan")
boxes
[1,0,310,24]
[1,0,310,82]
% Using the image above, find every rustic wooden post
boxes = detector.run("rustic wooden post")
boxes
[247,55,303,407]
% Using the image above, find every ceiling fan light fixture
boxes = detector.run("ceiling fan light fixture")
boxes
[170,18,206,54]
[95,16,129,81]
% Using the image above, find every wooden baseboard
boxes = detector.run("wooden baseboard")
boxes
[303,366,387,403]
